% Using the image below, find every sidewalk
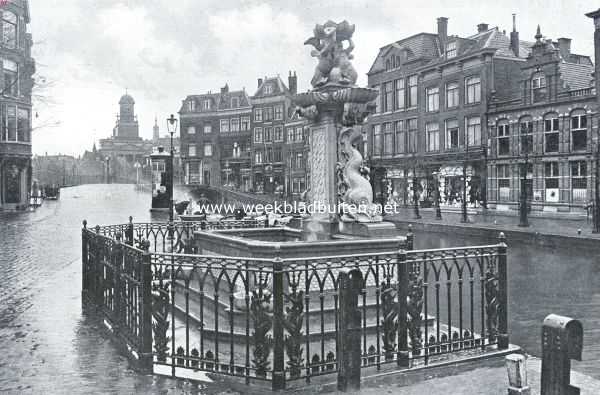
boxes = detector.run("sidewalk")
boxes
[385,206,600,240]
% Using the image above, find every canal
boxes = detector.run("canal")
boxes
[0,184,598,392]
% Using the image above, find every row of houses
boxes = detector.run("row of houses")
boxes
[365,13,600,214]
[178,73,309,198]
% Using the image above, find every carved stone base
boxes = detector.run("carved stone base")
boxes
[338,221,397,238]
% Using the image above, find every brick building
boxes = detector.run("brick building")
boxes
[0,0,34,210]
[250,73,298,194]
[179,84,253,190]
[365,16,531,210]
[487,25,596,213]
[283,107,309,199]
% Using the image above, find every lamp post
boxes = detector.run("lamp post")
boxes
[412,154,421,219]
[134,161,141,185]
[594,135,600,233]
[166,114,178,228]
[519,131,530,227]
[482,141,488,209]
[461,141,469,223]
[433,170,442,220]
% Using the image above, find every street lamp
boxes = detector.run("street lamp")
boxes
[433,170,442,220]
[593,134,600,233]
[461,141,469,223]
[412,153,421,220]
[518,129,530,227]
[166,114,178,227]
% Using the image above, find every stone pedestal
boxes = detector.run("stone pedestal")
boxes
[338,221,398,238]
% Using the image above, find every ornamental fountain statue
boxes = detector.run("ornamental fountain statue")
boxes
[294,20,396,237]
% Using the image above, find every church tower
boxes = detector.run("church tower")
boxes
[116,91,140,139]
[153,116,160,143]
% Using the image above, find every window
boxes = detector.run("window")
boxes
[287,128,294,143]
[266,147,273,163]
[446,41,457,58]
[188,100,196,111]
[230,118,239,132]
[544,115,559,153]
[571,112,587,151]
[446,119,459,150]
[274,148,282,163]
[292,177,306,194]
[17,107,28,142]
[263,107,273,121]
[383,122,393,155]
[6,104,15,141]
[294,127,303,142]
[264,84,273,94]
[203,99,210,110]
[233,142,241,158]
[383,81,393,112]
[294,152,303,169]
[254,127,263,143]
[497,164,510,201]
[466,117,481,146]
[531,72,547,103]
[373,124,382,156]
[255,151,263,164]
[446,82,459,108]
[520,118,533,154]
[395,79,405,110]
[264,127,272,142]
[203,124,212,134]
[373,85,381,113]
[254,108,262,122]
[274,126,283,141]
[188,145,196,157]
[241,116,250,131]
[2,11,17,49]
[465,76,481,104]
[407,118,418,153]
[408,76,418,108]
[203,143,213,157]
[426,86,439,112]
[426,122,439,152]
[274,105,283,120]
[545,162,559,190]
[231,97,239,108]
[395,120,405,153]
[3,59,17,97]
[571,161,587,202]
[497,122,510,156]
[187,126,196,135]
[220,119,229,133]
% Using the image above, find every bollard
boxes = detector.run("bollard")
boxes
[506,354,530,395]
[337,268,363,392]
[541,314,583,395]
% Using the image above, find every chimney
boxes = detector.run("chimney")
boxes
[437,17,448,55]
[257,78,263,88]
[220,83,229,94]
[557,37,572,60]
[288,70,297,94]
[510,14,520,57]
[477,23,489,33]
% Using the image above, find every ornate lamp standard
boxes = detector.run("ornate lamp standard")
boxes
[166,114,178,228]
[432,170,442,220]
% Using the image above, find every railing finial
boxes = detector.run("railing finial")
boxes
[82,219,87,229]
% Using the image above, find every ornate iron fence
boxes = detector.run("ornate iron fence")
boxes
[82,219,508,390]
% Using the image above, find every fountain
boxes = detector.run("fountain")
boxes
[194,20,401,255]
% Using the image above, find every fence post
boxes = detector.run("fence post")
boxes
[113,232,123,336]
[272,253,286,390]
[406,224,414,251]
[82,220,88,301]
[397,249,409,367]
[94,225,103,308]
[126,216,134,246]
[139,240,154,373]
[497,232,509,349]
[337,268,363,392]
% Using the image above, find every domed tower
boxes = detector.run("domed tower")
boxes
[115,91,140,140]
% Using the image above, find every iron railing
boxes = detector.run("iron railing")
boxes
[81,219,508,390]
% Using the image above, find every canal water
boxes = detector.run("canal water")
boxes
[0,184,598,392]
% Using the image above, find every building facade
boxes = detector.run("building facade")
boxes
[487,26,597,213]
[283,107,309,199]
[179,84,253,190]
[365,17,530,210]
[0,0,34,210]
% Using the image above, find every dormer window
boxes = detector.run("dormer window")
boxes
[385,55,402,71]
[203,99,210,110]
[446,41,457,59]
[264,84,273,94]
[231,97,239,108]
[188,100,196,112]
[531,72,547,103]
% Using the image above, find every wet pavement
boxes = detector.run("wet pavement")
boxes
[0,184,599,394]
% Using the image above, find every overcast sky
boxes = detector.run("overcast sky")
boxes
[30,0,596,156]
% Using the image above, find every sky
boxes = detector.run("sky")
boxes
[29,0,597,156]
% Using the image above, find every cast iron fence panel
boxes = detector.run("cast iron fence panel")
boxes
[82,220,508,390]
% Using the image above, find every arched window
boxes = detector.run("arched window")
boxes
[531,72,547,103]
[543,112,559,153]
[497,119,510,156]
